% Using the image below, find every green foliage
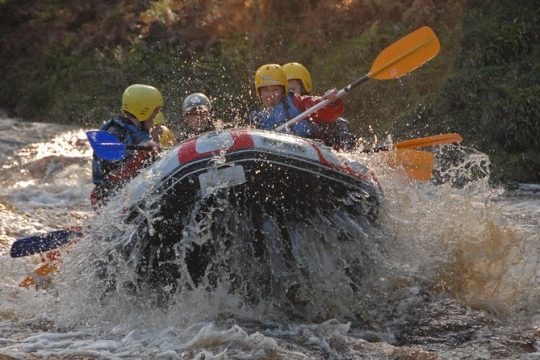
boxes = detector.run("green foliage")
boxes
[0,0,539,182]
[397,0,540,182]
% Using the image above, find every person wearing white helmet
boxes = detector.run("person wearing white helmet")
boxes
[178,92,215,140]
[283,62,356,150]
[91,84,162,207]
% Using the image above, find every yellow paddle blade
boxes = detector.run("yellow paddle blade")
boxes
[386,149,436,181]
[395,133,463,149]
[369,26,440,80]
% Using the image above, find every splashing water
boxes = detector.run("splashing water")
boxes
[1,117,538,359]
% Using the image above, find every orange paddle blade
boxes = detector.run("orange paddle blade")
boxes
[395,133,463,149]
[386,149,436,181]
[18,276,36,288]
[369,26,440,80]
[19,263,58,288]
[397,149,435,181]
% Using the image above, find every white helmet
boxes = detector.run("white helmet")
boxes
[182,93,212,115]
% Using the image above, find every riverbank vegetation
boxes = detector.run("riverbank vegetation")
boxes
[0,0,538,182]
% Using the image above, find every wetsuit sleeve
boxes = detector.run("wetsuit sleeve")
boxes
[293,94,344,125]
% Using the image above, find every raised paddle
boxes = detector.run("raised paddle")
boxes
[276,26,441,132]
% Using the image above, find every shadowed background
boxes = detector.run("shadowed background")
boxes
[0,0,538,182]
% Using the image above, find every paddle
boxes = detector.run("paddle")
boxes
[10,228,83,258]
[19,263,59,288]
[87,130,152,161]
[10,131,151,258]
[363,133,463,153]
[275,26,440,132]
[387,149,435,181]
[363,133,463,181]
[394,133,463,149]
[12,130,149,258]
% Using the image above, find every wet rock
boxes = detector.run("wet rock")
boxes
[393,292,489,346]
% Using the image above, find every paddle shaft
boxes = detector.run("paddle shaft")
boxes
[362,145,391,153]
[96,143,153,151]
[275,26,440,132]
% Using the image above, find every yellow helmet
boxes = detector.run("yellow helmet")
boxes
[282,62,312,94]
[153,111,165,125]
[158,126,176,147]
[122,84,164,122]
[254,64,288,96]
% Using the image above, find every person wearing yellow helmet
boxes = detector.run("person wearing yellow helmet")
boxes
[151,112,176,147]
[249,64,344,139]
[283,62,356,150]
[282,62,312,95]
[91,84,162,207]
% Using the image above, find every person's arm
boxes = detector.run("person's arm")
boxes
[292,92,344,125]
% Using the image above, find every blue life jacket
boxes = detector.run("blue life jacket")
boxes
[250,94,319,138]
[92,117,150,185]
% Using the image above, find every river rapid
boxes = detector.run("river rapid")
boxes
[0,116,538,359]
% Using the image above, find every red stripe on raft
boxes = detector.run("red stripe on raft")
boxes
[230,130,255,151]
[310,143,371,182]
[178,131,255,164]
[178,138,198,164]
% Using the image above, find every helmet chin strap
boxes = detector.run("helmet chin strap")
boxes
[123,111,140,126]
[142,119,154,131]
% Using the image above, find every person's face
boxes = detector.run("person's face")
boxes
[287,79,304,95]
[259,85,284,108]
[185,107,211,132]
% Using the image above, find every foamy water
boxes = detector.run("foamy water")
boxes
[0,117,538,359]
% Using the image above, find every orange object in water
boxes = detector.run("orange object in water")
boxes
[396,149,436,181]
[19,262,58,288]
[395,133,463,149]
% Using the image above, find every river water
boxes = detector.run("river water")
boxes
[0,116,538,359]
